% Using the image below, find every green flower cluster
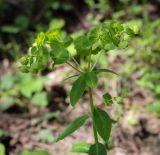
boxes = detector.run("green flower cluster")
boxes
[19,21,135,73]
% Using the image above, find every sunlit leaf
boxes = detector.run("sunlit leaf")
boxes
[19,150,50,155]
[72,142,91,153]
[72,142,107,155]
[0,143,5,155]
[36,32,45,47]
[31,91,48,107]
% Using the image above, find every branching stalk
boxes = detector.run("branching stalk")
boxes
[91,50,103,71]
[88,88,99,155]
[88,53,92,71]
[66,62,83,73]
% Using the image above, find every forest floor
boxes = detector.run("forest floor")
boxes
[0,57,160,155]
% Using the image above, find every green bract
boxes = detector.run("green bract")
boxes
[19,20,135,155]
[50,47,69,64]
[19,21,134,73]
[85,71,98,88]
[74,36,91,56]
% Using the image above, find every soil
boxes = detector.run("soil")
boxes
[0,63,160,155]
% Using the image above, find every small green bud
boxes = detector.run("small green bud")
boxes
[36,32,45,47]
[19,56,28,65]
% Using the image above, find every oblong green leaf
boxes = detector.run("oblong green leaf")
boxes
[70,75,86,106]
[85,72,98,88]
[103,93,113,106]
[89,143,107,155]
[74,36,91,56]
[72,142,107,155]
[19,150,50,155]
[93,107,112,143]
[72,142,91,153]
[57,115,89,141]
[93,68,118,76]
[50,47,69,64]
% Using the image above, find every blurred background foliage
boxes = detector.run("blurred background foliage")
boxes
[0,0,160,154]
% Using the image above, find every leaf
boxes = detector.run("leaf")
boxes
[0,97,15,111]
[88,26,103,45]
[88,22,120,49]
[0,130,6,139]
[45,29,61,43]
[36,129,55,143]
[57,115,88,141]
[74,36,91,56]
[119,40,128,48]
[0,74,14,90]
[19,56,29,65]
[126,28,135,36]
[93,107,112,143]
[103,93,113,106]
[15,15,29,30]
[19,150,50,155]
[49,19,65,30]
[19,66,29,73]
[72,142,91,153]
[72,142,107,155]
[89,143,107,155]
[36,32,45,47]
[58,32,73,47]
[0,143,5,155]
[31,91,48,107]
[93,68,118,76]
[70,75,86,106]
[18,74,47,98]
[50,47,69,64]
[1,25,20,33]
[85,72,98,88]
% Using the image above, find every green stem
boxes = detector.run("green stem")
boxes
[88,88,99,155]
[70,54,83,72]
[88,53,92,71]
[66,62,83,73]
[91,50,103,71]
[72,56,80,67]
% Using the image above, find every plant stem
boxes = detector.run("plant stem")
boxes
[72,56,80,67]
[66,62,83,73]
[69,53,83,72]
[91,50,103,71]
[88,87,99,155]
[88,53,92,71]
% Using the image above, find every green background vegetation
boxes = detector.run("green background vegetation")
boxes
[0,0,160,155]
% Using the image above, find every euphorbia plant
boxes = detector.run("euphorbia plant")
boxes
[19,21,135,155]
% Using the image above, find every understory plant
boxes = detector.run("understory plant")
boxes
[19,21,135,155]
